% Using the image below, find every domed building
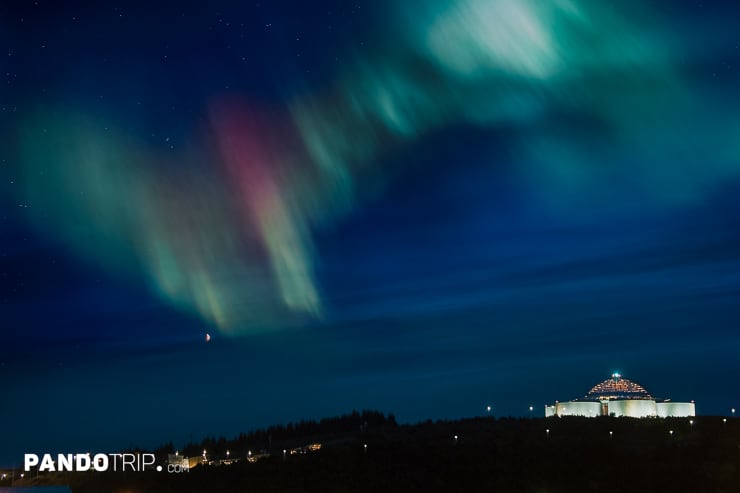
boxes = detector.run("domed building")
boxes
[545,373,695,418]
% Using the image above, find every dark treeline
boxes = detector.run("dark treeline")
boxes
[164,409,396,459]
[12,415,740,492]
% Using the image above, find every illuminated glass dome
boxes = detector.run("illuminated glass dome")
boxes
[585,373,652,401]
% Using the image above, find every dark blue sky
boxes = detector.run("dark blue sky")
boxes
[2,0,740,466]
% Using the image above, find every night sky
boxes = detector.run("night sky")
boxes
[2,0,740,466]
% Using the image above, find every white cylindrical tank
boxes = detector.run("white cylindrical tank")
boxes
[656,402,695,417]
[607,399,657,417]
[555,401,602,417]
[545,405,557,418]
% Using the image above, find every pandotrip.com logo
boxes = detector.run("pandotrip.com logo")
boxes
[23,453,189,474]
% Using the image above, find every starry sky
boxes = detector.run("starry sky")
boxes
[2,0,740,466]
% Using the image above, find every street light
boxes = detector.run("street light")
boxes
[669,430,674,436]
[609,431,613,438]
[486,405,492,413]
[226,450,230,458]
[732,408,736,417]
[546,429,550,437]
[689,419,694,430]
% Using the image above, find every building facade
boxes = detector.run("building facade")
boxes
[546,373,695,418]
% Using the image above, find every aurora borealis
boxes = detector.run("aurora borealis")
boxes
[2,0,740,465]
[10,0,740,331]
